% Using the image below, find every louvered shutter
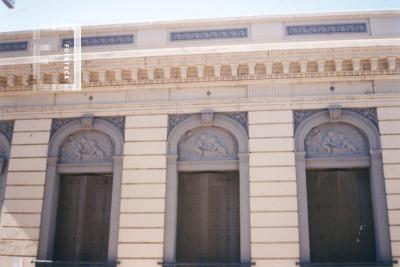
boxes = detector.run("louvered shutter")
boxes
[307,169,376,262]
[176,172,240,263]
[54,175,84,261]
[81,175,113,261]
[53,174,113,262]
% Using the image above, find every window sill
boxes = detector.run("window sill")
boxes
[33,260,119,267]
[297,261,396,267]
[158,263,255,267]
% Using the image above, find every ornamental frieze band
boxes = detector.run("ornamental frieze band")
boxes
[170,28,248,41]
[0,41,28,52]
[287,23,367,35]
[61,34,134,47]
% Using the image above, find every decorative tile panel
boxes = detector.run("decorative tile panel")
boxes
[61,35,134,47]
[0,41,28,52]
[170,28,248,41]
[287,23,367,35]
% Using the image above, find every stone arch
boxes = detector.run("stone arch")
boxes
[168,114,248,155]
[295,109,380,152]
[38,117,123,263]
[163,112,251,264]
[49,118,123,158]
[294,109,391,263]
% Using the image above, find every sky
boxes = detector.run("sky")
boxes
[0,0,399,32]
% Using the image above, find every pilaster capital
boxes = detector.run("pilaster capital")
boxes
[112,155,124,165]
[167,154,178,162]
[47,157,58,165]
[238,152,249,160]
[295,151,307,160]
[370,149,383,159]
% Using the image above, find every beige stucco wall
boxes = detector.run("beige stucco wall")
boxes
[119,115,168,267]
[378,107,400,266]
[0,9,399,267]
[0,101,398,267]
[0,119,51,267]
[248,110,299,267]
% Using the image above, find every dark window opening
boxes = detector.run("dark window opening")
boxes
[307,169,376,263]
[176,171,240,263]
[53,174,113,263]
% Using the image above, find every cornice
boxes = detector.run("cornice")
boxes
[1,94,400,120]
[1,38,399,66]
[0,41,399,92]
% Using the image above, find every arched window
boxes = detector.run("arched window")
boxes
[295,108,392,264]
[37,116,123,266]
[163,112,251,266]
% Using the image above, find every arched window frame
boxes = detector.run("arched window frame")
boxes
[294,108,392,263]
[163,112,251,265]
[37,116,124,263]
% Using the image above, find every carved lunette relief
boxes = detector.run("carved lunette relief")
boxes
[60,131,113,163]
[178,127,238,161]
[305,122,369,158]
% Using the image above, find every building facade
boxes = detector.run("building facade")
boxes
[0,10,399,267]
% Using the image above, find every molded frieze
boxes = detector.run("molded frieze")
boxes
[60,130,113,163]
[178,126,238,161]
[305,122,369,158]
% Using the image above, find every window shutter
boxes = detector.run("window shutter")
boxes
[177,172,240,263]
[307,169,376,262]
[81,175,113,261]
[53,174,113,262]
[53,175,84,261]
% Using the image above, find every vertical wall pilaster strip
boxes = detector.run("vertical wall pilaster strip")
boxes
[118,115,168,267]
[0,119,51,267]
[248,110,299,267]
[377,107,400,261]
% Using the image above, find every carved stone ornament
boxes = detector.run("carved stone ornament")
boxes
[51,116,125,139]
[305,122,369,158]
[294,108,378,132]
[60,131,113,163]
[168,112,248,134]
[201,111,214,127]
[328,106,342,122]
[81,115,94,129]
[178,127,238,161]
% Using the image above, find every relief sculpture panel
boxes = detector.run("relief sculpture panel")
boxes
[178,127,238,161]
[305,122,369,158]
[60,131,113,163]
